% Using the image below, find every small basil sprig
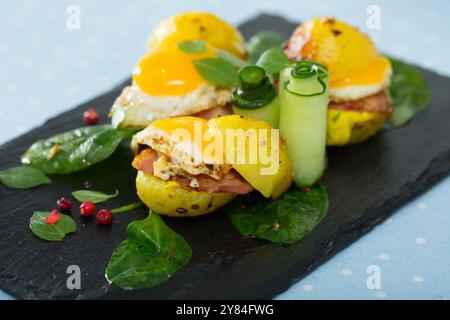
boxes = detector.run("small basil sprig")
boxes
[193,58,240,87]
[21,125,137,174]
[106,211,192,289]
[29,211,76,241]
[226,185,328,245]
[0,166,51,189]
[256,48,291,75]
[178,40,245,87]
[72,189,119,204]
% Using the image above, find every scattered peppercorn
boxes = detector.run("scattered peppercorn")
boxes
[45,210,61,224]
[96,209,113,224]
[83,108,100,125]
[83,180,93,189]
[79,201,96,217]
[57,197,72,212]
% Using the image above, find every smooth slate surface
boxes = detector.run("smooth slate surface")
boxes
[0,14,449,299]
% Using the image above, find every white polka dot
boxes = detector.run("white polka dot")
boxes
[417,203,428,209]
[21,57,33,67]
[29,97,41,107]
[379,253,390,261]
[413,275,424,283]
[375,291,387,299]
[7,83,18,92]
[88,36,98,47]
[415,237,426,245]
[32,33,44,44]
[423,34,437,45]
[52,46,64,57]
[65,86,78,96]
[303,284,314,291]
[341,268,352,276]
[0,43,10,54]
[42,71,54,81]
[77,60,88,69]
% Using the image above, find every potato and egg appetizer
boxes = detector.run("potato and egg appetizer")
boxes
[110,12,247,129]
[131,115,293,217]
[285,18,393,146]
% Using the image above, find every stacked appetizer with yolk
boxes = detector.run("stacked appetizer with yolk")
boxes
[110,12,247,128]
[131,115,293,217]
[285,18,393,146]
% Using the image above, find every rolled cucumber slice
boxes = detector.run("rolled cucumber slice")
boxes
[279,61,329,187]
[232,66,279,128]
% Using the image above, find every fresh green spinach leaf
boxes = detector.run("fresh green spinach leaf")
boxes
[226,185,328,245]
[247,31,288,64]
[29,211,76,241]
[389,57,431,127]
[106,212,192,289]
[21,125,133,174]
[0,166,51,189]
[72,189,119,204]
[178,40,207,54]
[256,48,291,75]
[215,49,248,68]
[193,58,240,87]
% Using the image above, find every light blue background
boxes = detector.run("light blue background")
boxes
[1,0,449,300]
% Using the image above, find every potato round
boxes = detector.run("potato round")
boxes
[136,171,235,217]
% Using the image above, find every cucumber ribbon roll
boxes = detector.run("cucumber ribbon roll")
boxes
[232,65,279,128]
[279,61,329,187]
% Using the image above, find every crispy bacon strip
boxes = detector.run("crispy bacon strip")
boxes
[133,148,253,194]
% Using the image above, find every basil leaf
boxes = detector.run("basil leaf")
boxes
[215,49,248,68]
[106,212,192,289]
[21,125,131,174]
[388,57,431,127]
[178,40,207,54]
[226,185,328,245]
[111,201,144,214]
[193,58,240,87]
[0,166,51,189]
[72,189,119,204]
[247,31,288,64]
[29,211,76,241]
[256,48,291,75]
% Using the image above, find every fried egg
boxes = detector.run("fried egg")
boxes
[132,117,232,181]
[286,18,392,102]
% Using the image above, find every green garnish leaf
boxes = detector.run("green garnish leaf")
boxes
[193,58,240,87]
[388,57,431,127]
[0,166,51,189]
[21,125,133,174]
[106,212,192,289]
[226,185,328,245]
[111,201,144,214]
[178,40,207,54]
[247,31,288,64]
[256,48,291,75]
[215,49,248,68]
[30,211,76,241]
[72,189,119,204]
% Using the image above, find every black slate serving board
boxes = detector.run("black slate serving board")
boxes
[1,14,449,300]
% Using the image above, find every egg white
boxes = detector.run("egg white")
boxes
[328,66,392,102]
[110,83,232,128]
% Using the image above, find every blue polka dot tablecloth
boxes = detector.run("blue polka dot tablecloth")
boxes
[1,0,449,300]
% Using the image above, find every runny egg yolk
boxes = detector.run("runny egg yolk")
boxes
[133,49,215,97]
[330,56,391,88]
